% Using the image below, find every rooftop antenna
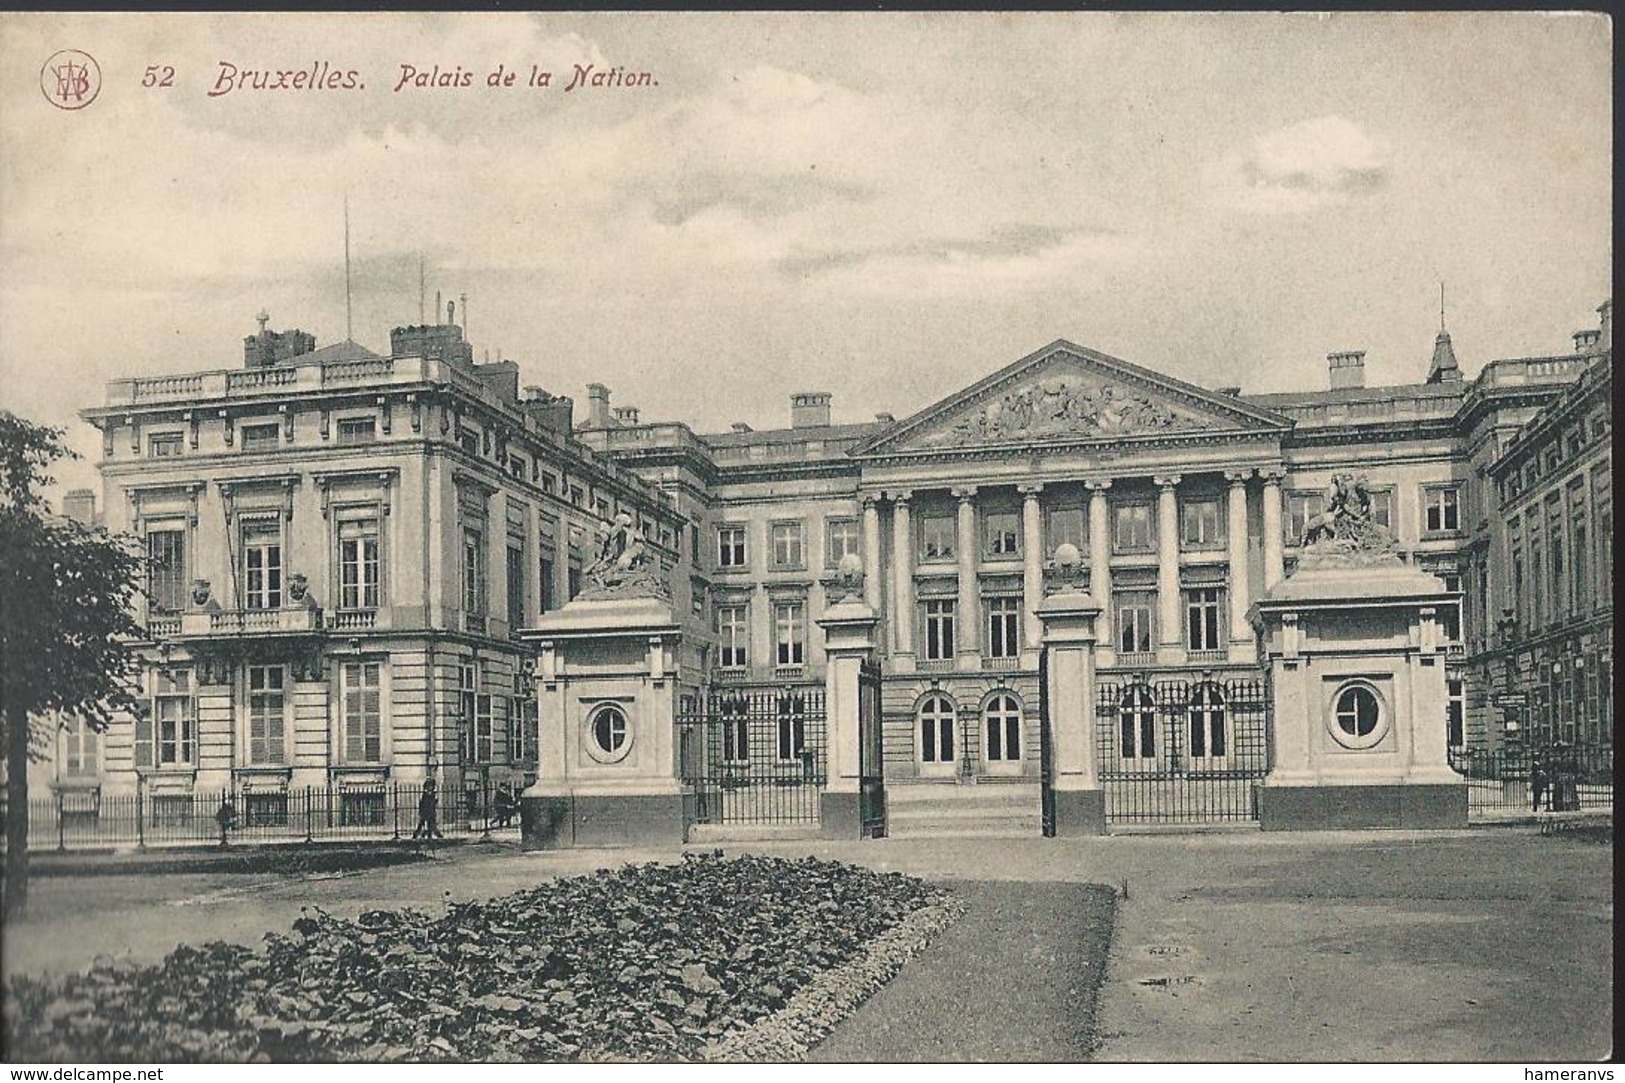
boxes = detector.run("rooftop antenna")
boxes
[256,309,270,335]
[418,255,426,325]
[435,289,442,326]
[1439,281,1446,333]
[343,192,354,343]
[460,292,468,336]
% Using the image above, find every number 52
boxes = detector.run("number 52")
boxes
[142,65,175,87]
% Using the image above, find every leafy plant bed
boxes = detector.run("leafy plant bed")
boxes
[4,853,953,1062]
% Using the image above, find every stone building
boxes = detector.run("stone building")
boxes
[56,298,1610,833]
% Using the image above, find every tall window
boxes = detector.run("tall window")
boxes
[1368,489,1395,530]
[1441,574,1463,642]
[1189,684,1226,760]
[1116,591,1155,654]
[458,660,478,763]
[984,511,1020,558]
[462,527,485,615]
[777,695,807,761]
[60,717,99,778]
[509,694,537,765]
[1046,505,1086,556]
[1446,677,1465,748]
[338,517,380,610]
[716,605,748,669]
[147,529,186,613]
[539,556,556,613]
[1180,500,1223,548]
[1572,521,1588,619]
[983,694,1022,762]
[826,519,860,567]
[1120,685,1156,761]
[774,601,804,666]
[241,518,283,609]
[246,665,287,765]
[717,526,747,569]
[506,543,526,627]
[1185,588,1223,652]
[721,696,748,763]
[920,515,955,561]
[137,669,195,768]
[473,692,496,763]
[1286,491,1323,542]
[918,694,956,765]
[922,598,956,661]
[771,521,805,569]
[986,597,1021,658]
[1424,487,1460,533]
[1114,503,1153,552]
[341,662,382,763]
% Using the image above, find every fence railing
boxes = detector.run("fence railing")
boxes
[1448,745,1613,816]
[1,781,524,853]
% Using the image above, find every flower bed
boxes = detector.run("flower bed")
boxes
[4,853,954,1062]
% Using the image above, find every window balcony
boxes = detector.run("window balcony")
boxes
[982,655,1021,671]
[329,609,380,631]
[179,607,323,636]
[1187,649,1226,665]
[146,615,182,639]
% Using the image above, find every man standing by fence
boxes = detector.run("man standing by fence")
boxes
[412,779,444,841]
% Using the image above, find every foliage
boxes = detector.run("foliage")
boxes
[4,853,949,1062]
[0,412,146,738]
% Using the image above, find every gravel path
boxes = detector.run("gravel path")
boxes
[807,881,1116,1062]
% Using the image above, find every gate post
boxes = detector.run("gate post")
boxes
[1037,547,1106,836]
[816,561,880,839]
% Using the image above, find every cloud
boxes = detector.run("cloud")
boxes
[1205,116,1390,214]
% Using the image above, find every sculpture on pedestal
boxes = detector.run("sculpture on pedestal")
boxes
[580,511,671,601]
[1298,473,1400,567]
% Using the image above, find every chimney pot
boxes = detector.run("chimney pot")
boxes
[730,422,753,433]
[613,405,641,425]
[1328,350,1366,390]
[875,412,895,423]
[585,383,611,429]
[1217,386,1241,397]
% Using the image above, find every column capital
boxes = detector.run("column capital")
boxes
[1083,477,1113,493]
[1153,474,1183,490]
[888,489,913,505]
[860,491,883,509]
[1223,470,1253,486]
[951,486,979,503]
[1258,468,1286,485]
[1017,482,1045,498]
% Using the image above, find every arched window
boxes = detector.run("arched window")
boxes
[1189,684,1227,761]
[984,693,1022,762]
[1121,685,1156,761]
[917,693,957,765]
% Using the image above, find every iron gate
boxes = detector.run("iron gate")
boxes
[1095,678,1269,824]
[677,686,828,826]
[1039,649,1056,836]
[858,660,886,838]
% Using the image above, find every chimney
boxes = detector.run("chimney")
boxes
[522,387,573,435]
[1328,350,1366,390]
[1573,328,1601,354]
[791,391,832,429]
[1217,386,1241,397]
[875,412,895,423]
[730,422,753,433]
[61,489,96,525]
[585,383,611,429]
[1427,331,1462,384]
[613,406,641,425]
[1598,300,1612,354]
[243,320,316,368]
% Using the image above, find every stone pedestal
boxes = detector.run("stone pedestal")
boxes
[1251,552,1467,831]
[1037,583,1107,836]
[518,595,686,848]
[817,593,881,839]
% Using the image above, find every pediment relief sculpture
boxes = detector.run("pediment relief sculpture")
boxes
[928,375,1214,447]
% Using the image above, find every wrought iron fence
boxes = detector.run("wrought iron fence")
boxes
[1,780,523,853]
[677,686,828,827]
[1448,744,1614,816]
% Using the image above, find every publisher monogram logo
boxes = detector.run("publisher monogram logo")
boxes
[41,49,101,110]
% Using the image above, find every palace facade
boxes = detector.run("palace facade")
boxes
[51,299,1611,831]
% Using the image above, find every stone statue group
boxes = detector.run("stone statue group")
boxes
[581,511,670,601]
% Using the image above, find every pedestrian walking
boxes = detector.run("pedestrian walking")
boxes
[413,778,444,840]
[214,797,237,848]
[1530,752,1548,813]
[490,784,518,829]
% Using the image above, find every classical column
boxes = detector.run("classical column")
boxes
[1086,479,1113,652]
[953,487,980,661]
[1154,475,1183,654]
[1019,483,1044,655]
[890,491,914,657]
[1261,469,1285,589]
[1225,471,1253,649]
[861,493,883,611]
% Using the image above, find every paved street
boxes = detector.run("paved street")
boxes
[3,826,1612,1062]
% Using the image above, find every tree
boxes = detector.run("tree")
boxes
[1,411,144,919]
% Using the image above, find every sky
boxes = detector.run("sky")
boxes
[0,12,1612,501]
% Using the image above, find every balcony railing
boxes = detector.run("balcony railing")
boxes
[328,609,378,631]
[178,607,323,635]
[982,655,1021,671]
[146,615,182,639]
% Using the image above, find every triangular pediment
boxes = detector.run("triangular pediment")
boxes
[852,340,1292,457]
